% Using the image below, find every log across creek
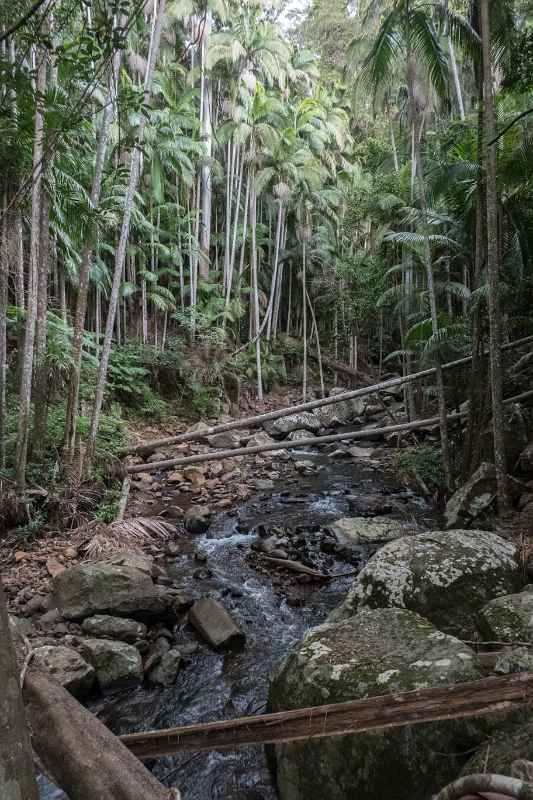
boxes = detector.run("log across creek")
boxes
[120,672,533,760]
[120,334,533,458]
[127,388,533,473]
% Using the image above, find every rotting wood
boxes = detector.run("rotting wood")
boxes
[120,672,533,759]
[260,555,356,579]
[120,334,533,457]
[126,387,533,473]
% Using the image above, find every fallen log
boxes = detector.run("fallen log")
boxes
[120,672,533,759]
[434,773,533,800]
[120,334,533,456]
[23,670,178,800]
[261,555,356,579]
[127,412,461,473]
[126,387,533,473]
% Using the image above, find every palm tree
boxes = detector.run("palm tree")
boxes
[358,0,478,489]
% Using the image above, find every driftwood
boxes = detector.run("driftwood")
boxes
[261,555,356,579]
[23,671,178,800]
[120,672,533,760]
[120,334,533,457]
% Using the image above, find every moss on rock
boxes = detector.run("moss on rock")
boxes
[269,608,483,800]
[479,591,533,643]
[328,530,520,637]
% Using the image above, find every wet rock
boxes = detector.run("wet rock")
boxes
[519,441,533,472]
[78,638,143,693]
[183,467,205,487]
[188,598,245,649]
[32,645,95,698]
[147,648,181,687]
[208,431,241,449]
[269,607,482,800]
[81,615,147,644]
[294,459,319,473]
[264,412,320,436]
[143,636,170,672]
[167,471,184,483]
[444,462,525,528]
[51,554,168,621]
[329,530,520,637]
[479,591,533,643]
[287,429,315,442]
[24,593,50,615]
[184,505,211,534]
[328,516,405,546]
[146,451,167,463]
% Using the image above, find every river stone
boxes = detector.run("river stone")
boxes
[188,598,245,649]
[329,530,520,637]
[81,614,147,643]
[264,412,320,436]
[208,431,241,449]
[444,462,525,528]
[51,556,168,621]
[478,591,533,643]
[329,516,406,546]
[147,648,182,687]
[493,647,533,675]
[32,645,95,698]
[269,608,482,800]
[78,638,143,693]
[247,431,276,448]
[184,505,212,534]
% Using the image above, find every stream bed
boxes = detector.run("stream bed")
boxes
[39,447,437,800]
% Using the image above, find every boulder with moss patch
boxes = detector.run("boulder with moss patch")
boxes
[479,590,533,643]
[329,530,520,637]
[269,607,482,800]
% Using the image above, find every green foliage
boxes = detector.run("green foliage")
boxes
[398,445,445,492]
[190,385,221,418]
[234,344,287,391]
[107,345,150,401]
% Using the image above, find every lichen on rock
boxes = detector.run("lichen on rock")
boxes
[268,607,483,800]
[328,529,520,637]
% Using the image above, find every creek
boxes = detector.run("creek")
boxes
[39,445,436,800]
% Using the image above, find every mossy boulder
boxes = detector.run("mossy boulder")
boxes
[329,530,520,637]
[269,608,483,800]
[479,589,533,643]
[462,717,533,776]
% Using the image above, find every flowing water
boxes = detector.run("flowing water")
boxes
[39,448,436,800]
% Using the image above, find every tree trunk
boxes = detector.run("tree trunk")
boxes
[31,187,52,453]
[23,671,177,800]
[249,169,263,401]
[87,0,165,462]
[0,579,39,800]
[64,48,123,459]
[448,37,465,120]
[0,189,8,468]
[480,0,509,510]
[15,39,46,493]
[198,10,212,282]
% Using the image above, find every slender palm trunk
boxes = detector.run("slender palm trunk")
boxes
[249,170,263,401]
[480,0,509,509]
[407,57,453,490]
[87,0,166,461]
[266,202,283,340]
[302,238,307,401]
[448,37,465,121]
[64,49,122,458]
[199,11,212,281]
[15,42,46,493]
[0,190,7,468]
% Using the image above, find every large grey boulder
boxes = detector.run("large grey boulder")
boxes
[81,615,147,643]
[479,590,533,643]
[51,554,168,621]
[264,412,320,436]
[444,462,525,528]
[329,530,520,637]
[208,431,241,449]
[462,717,533,777]
[269,608,482,800]
[78,638,143,693]
[32,645,95,698]
[314,394,366,428]
[188,598,244,649]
